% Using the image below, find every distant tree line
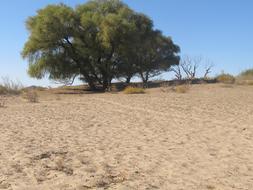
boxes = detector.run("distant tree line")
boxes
[22,0,180,90]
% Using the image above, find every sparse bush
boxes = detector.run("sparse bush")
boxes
[239,69,253,78]
[160,82,170,92]
[0,77,23,95]
[123,87,145,94]
[236,69,253,85]
[23,90,38,103]
[173,85,190,93]
[216,73,235,84]
[247,81,253,85]
[0,85,7,95]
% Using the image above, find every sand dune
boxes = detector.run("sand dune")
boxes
[1,84,253,190]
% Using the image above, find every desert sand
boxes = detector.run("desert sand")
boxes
[0,84,253,190]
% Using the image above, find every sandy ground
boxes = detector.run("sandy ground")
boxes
[1,84,253,190]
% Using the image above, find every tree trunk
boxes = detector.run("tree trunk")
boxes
[102,80,108,91]
[88,80,96,91]
[140,73,145,83]
[102,79,113,91]
[142,80,148,88]
[107,79,112,92]
[125,76,131,84]
[140,72,149,88]
[80,72,97,91]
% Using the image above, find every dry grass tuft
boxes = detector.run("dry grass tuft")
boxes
[23,90,39,103]
[216,73,235,84]
[160,82,171,93]
[173,85,190,93]
[123,87,145,94]
[247,81,253,85]
[0,85,7,95]
[54,158,73,175]
[0,77,23,95]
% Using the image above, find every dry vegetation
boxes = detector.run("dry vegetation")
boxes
[0,77,23,95]
[0,77,44,104]
[173,84,190,93]
[239,69,253,79]
[160,82,171,93]
[123,86,145,94]
[216,73,235,84]
[214,69,253,86]
[22,90,39,103]
[160,82,190,93]
[236,69,253,85]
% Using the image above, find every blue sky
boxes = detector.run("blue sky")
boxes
[0,0,252,86]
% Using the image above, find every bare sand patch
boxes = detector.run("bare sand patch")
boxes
[1,84,253,189]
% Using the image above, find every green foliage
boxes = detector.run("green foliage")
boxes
[22,4,78,81]
[216,73,235,84]
[123,86,145,94]
[22,0,180,90]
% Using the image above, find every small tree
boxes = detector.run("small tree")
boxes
[181,55,201,80]
[170,55,214,81]
[203,59,214,79]
[170,65,182,80]
[138,32,180,86]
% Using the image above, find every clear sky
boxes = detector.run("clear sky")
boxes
[0,0,252,86]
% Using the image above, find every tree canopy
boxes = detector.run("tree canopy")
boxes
[22,0,180,90]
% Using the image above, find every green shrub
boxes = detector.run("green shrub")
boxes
[216,73,235,84]
[123,87,145,94]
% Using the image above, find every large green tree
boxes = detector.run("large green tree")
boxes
[22,0,180,90]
